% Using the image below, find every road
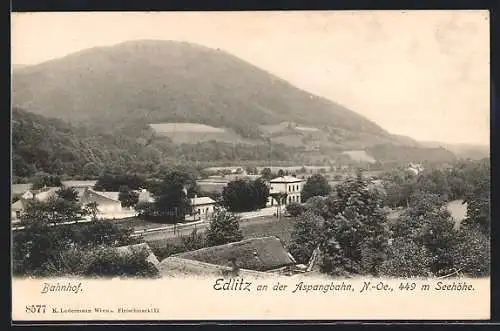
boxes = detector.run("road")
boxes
[140,207,283,242]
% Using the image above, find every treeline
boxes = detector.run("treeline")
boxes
[12,108,306,183]
[367,144,457,164]
[287,162,490,278]
[380,158,490,208]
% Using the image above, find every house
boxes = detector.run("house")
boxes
[136,189,155,203]
[407,163,424,175]
[11,199,27,220]
[80,188,123,214]
[267,176,304,206]
[11,187,60,220]
[173,236,297,273]
[187,196,216,221]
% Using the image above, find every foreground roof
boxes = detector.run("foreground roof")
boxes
[113,243,160,266]
[157,256,269,278]
[174,236,296,272]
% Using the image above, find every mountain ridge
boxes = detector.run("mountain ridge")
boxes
[13,39,401,144]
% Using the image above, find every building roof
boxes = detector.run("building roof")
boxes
[174,236,296,272]
[82,189,121,204]
[113,243,160,266]
[95,191,120,202]
[157,256,270,278]
[62,180,97,188]
[34,187,60,201]
[191,196,216,206]
[11,199,25,211]
[270,176,303,183]
[11,183,32,195]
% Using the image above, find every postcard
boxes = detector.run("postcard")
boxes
[11,10,490,322]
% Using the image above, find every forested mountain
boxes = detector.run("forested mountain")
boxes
[11,108,304,182]
[12,40,461,181]
[13,40,403,144]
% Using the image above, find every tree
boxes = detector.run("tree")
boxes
[303,196,328,216]
[20,194,86,227]
[245,166,258,175]
[56,186,79,202]
[13,194,140,277]
[84,202,99,221]
[206,208,243,246]
[318,173,391,276]
[288,211,324,264]
[301,174,331,202]
[379,238,434,278]
[461,158,490,235]
[260,167,272,181]
[277,169,285,177]
[146,171,193,223]
[181,229,206,251]
[450,225,490,277]
[94,171,146,192]
[222,179,269,212]
[31,173,63,190]
[389,190,459,277]
[118,185,140,208]
[285,202,305,217]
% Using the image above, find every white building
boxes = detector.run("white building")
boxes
[267,176,304,206]
[80,188,124,217]
[11,187,60,220]
[407,163,424,176]
[188,196,216,221]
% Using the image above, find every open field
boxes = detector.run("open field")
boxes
[143,214,291,250]
[149,122,257,145]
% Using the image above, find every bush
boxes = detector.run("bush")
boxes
[81,247,159,278]
[287,211,324,264]
[379,238,433,278]
[450,226,490,277]
[206,208,243,246]
[285,202,305,217]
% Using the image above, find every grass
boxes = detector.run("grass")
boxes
[115,217,177,231]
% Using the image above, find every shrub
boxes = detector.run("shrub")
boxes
[379,238,433,278]
[285,202,305,217]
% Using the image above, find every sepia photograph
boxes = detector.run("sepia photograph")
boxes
[11,10,490,321]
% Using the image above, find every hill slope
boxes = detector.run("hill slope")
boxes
[13,40,397,144]
[11,108,306,181]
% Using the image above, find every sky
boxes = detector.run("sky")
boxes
[11,11,490,145]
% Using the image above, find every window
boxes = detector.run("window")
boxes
[288,186,291,192]
[288,196,291,203]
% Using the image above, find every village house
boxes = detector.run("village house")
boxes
[186,195,216,221]
[267,175,304,206]
[11,186,60,220]
[80,188,125,219]
[407,163,424,175]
